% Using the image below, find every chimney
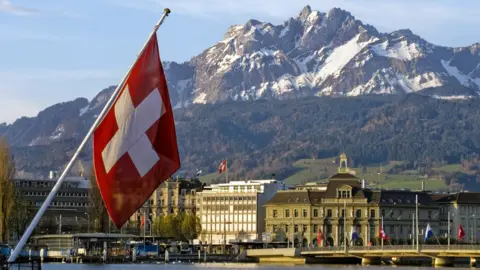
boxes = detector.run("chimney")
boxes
[361,179,366,189]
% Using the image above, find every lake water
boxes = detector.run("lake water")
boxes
[40,263,464,270]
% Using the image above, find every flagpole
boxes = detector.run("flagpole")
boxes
[343,200,346,253]
[447,211,450,249]
[415,194,419,252]
[8,8,172,263]
[411,214,414,249]
[381,216,384,249]
[226,159,229,183]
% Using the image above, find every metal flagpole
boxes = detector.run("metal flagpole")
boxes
[411,214,415,249]
[381,216,384,249]
[344,200,347,253]
[8,8,172,263]
[447,211,450,249]
[415,194,419,252]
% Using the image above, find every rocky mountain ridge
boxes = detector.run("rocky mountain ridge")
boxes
[2,6,480,179]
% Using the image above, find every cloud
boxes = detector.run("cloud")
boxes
[0,0,39,16]
[111,0,480,34]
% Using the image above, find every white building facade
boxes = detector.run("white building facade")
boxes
[437,193,480,243]
[196,179,286,246]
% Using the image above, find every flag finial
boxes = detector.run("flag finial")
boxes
[164,8,171,15]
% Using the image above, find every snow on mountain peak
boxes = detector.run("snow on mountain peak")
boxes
[164,6,480,107]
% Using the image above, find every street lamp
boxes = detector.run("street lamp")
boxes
[85,213,90,233]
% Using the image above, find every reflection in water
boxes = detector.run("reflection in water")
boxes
[41,263,464,270]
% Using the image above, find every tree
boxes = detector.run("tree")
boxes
[0,137,15,242]
[180,213,201,242]
[88,167,109,232]
[152,215,165,236]
[9,192,33,241]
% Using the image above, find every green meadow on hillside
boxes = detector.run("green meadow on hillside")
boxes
[199,156,465,191]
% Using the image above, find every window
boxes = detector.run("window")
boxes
[327,209,332,217]
[313,209,318,217]
[428,211,432,221]
[302,225,307,233]
[370,209,375,218]
[273,225,278,232]
[341,209,345,217]
[356,209,362,218]
[381,209,385,217]
[294,209,299,217]
[285,209,290,218]
[294,225,299,233]
[313,224,318,232]
[303,209,307,218]
[285,225,289,233]
[273,210,278,218]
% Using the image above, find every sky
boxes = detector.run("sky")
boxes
[1,0,480,124]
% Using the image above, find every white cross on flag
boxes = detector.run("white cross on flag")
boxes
[93,34,180,228]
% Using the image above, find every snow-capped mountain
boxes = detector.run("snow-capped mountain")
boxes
[4,5,480,150]
[165,6,480,107]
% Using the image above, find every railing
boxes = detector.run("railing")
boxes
[0,257,42,270]
[300,245,480,253]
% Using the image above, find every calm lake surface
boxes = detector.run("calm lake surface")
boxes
[41,263,466,270]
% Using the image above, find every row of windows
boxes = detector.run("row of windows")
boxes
[16,181,81,189]
[272,209,376,218]
[381,209,434,220]
[272,224,372,234]
[201,205,257,211]
[24,191,88,197]
[157,199,195,206]
[202,196,256,202]
[28,201,90,207]
[217,186,261,191]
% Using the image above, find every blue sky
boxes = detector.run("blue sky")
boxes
[1,0,480,123]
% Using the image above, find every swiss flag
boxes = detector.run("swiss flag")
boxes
[93,34,180,228]
[379,228,388,240]
[458,224,466,240]
[218,160,227,174]
[317,229,324,246]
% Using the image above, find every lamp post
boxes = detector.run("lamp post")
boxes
[85,213,90,233]
[473,214,476,244]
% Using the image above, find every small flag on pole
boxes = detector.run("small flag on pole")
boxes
[317,228,324,246]
[351,226,359,241]
[458,224,466,240]
[218,160,227,174]
[424,223,433,241]
[379,220,388,240]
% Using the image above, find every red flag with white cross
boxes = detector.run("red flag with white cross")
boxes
[218,160,227,174]
[93,34,180,228]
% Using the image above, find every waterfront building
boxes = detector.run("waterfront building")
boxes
[195,179,286,250]
[130,177,204,229]
[14,174,91,235]
[264,154,439,247]
[435,192,480,243]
